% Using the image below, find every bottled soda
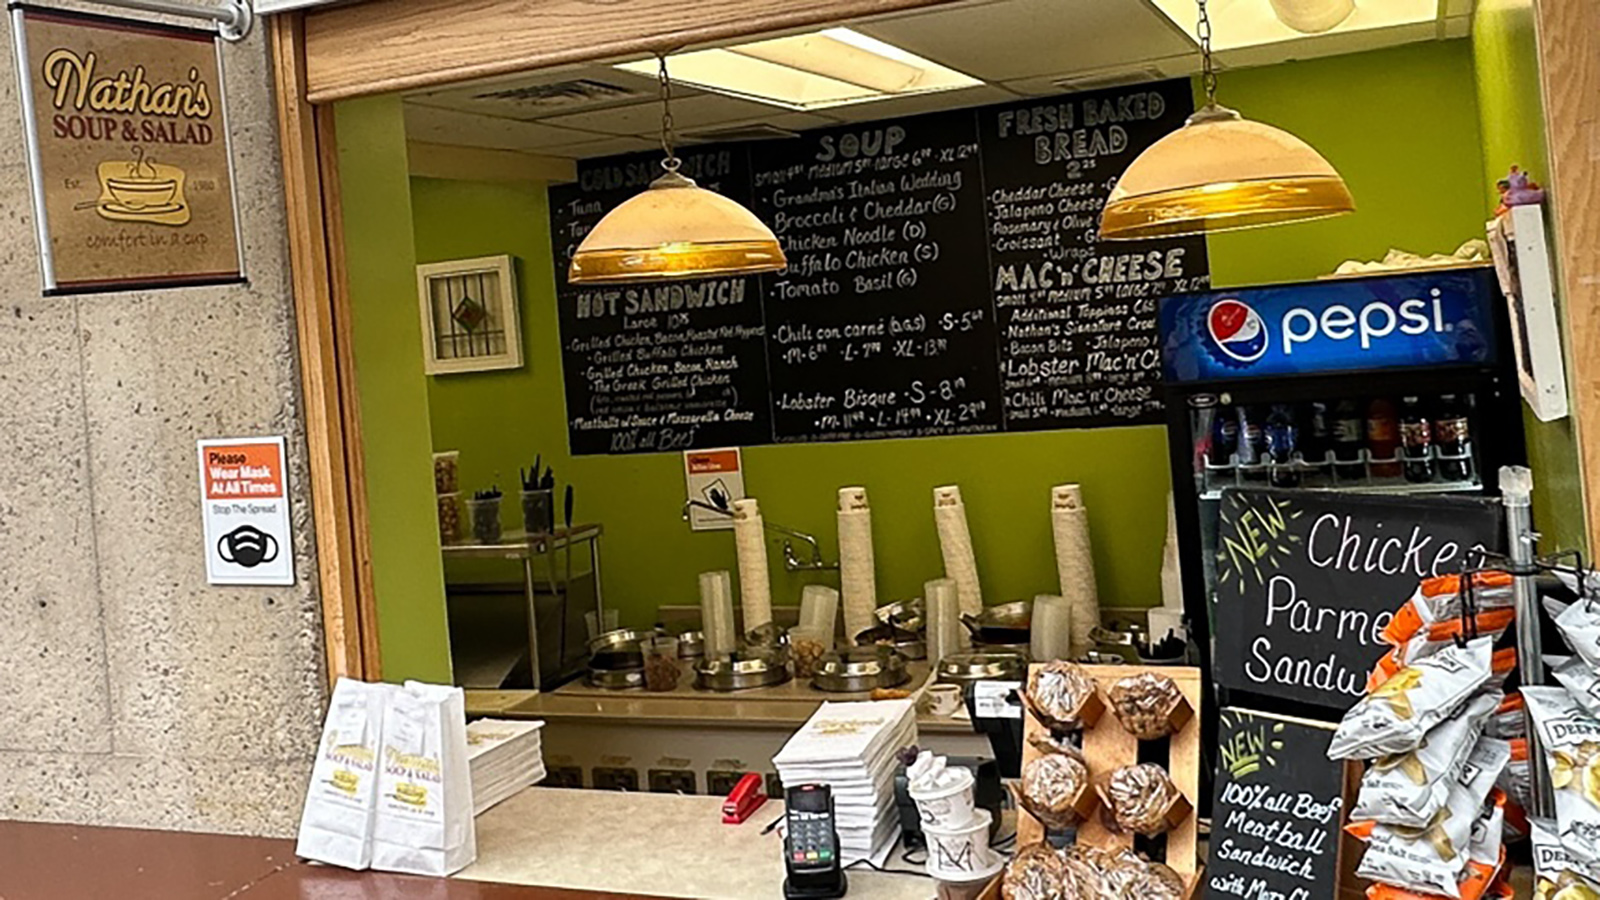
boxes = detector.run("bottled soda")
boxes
[1433,394,1474,481]
[1331,398,1366,480]
[1266,404,1301,488]
[1400,396,1435,483]
[1303,401,1332,477]
[1366,398,1402,478]
[1238,405,1268,481]
[1208,404,1239,467]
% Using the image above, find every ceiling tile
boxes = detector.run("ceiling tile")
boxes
[538,93,784,135]
[817,84,1019,122]
[853,0,1194,83]
[1001,55,1200,96]
[405,65,667,121]
[545,136,664,160]
[402,104,607,152]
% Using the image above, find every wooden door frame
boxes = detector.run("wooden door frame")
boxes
[269,0,966,681]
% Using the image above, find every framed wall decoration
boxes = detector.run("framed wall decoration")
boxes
[415,255,523,375]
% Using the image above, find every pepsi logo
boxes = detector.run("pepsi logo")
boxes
[1207,298,1269,364]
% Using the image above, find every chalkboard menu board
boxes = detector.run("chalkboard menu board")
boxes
[1207,708,1346,900]
[1212,488,1504,713]
[550,79,1207,454]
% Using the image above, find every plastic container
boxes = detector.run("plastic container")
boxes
[436,492,462,544]
[467,496,502,543]
[925,578,964,663]
[585,609,619,641]
[521,488,554,534]
[909,765,977,830]
[699,570,737,658]
[922,808,1003,882]
[642,635,682,691]
[798,585,839,649]
[432,451,459,494]
[788,626,829,678]
[1030,594,1074,662]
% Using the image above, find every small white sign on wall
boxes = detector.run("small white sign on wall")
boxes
[683,448,745,531]
[197,436,294,586]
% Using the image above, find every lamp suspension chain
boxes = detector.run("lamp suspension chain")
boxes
[657,53,681,173]
[1197,0,1217,108]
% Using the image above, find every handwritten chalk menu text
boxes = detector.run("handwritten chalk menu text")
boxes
[1207,709,1344,900]
[549,79,1205,454]
[979,89,1208,429]
[1212,489,1503,712]
[554,148,773,455]
[749,111,1002,442]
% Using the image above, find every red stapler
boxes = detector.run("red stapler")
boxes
[722,772,768,824]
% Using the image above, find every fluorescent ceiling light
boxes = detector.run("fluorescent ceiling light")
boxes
[614,28,981,111]
[1147,0,1436,50]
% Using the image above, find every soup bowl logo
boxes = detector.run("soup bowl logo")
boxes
[218,524,278,568]
[1206,298,1269,365]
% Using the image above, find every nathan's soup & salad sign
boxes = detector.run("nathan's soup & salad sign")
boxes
[12,5,242,293]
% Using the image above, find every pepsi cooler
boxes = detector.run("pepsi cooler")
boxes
[1159,267,1525,709]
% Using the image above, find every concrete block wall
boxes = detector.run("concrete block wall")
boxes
[0,11,326,836]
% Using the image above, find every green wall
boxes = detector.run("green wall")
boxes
[1472,0,1588,552]
[351,38,1560,677]
[336,96,453,684]
[1202,40,1488,285]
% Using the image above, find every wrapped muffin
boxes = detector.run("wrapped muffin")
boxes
[1002,843,1066,900]
[1019,752,1096,829]
[1025,661,1104,732]
[1107,672,1192,740]
[1097,763,1190,837]
[1121,862,1185,900]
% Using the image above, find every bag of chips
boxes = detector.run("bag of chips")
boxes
[1532,816,1600,898]
[1384,572,1515,646]
[1349,737,1509,898]
[1555,597,1600,674]
[1553,655,1600,718]
[1365,791,1505,900]
[1525,686,1600,875]
[1332,638,1495,760]
[1351,692,1498,828]
[1483,692,1525,740]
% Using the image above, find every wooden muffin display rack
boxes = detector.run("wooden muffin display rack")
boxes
[1013,663,1204,896]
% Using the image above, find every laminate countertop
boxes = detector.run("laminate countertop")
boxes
[459,787,942,900]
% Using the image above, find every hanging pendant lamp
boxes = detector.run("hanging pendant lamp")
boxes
[1099,0,1354,240]
[568,54,787,284]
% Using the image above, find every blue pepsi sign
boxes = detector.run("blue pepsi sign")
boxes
[1160,269,1499,383]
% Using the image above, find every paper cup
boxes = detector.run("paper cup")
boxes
[923,808,1003,882]
[909,766,977,830]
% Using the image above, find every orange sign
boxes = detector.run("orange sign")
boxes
[15,7,243,293]
[686,450,740,475]
[202,442,285,500]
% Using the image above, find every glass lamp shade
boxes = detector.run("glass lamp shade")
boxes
[568,170,787,283]
[1100,105,1354,240]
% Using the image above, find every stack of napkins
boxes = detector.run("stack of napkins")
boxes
[465,718,546,816]
[773,700,917,863]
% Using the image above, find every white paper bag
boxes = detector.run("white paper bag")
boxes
[371,681,477,876]
[295,677,392,869]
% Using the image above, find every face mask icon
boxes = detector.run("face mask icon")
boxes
[218,524,279,568]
